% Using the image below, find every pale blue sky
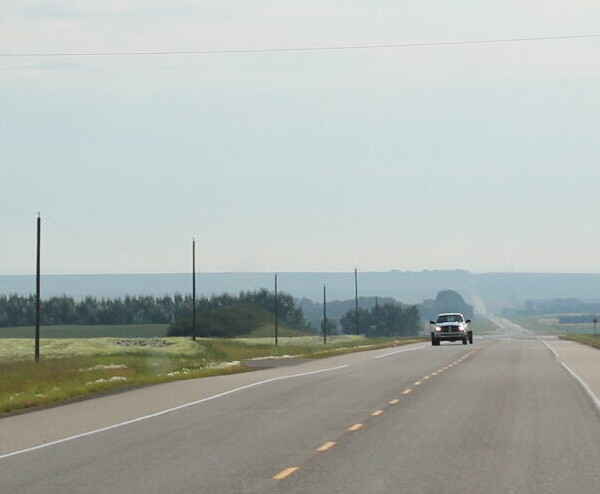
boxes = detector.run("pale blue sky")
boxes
[1,1,599,274]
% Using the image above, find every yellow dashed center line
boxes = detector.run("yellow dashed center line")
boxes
[316,441,337,452]
[273,467,299,480]
[271,347,483,483]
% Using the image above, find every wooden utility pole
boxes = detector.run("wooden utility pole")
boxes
[192,238,196,341]
[323,285,327,345]
[35,213,41,362]
[274,274,279,346]
[354,267,359,334]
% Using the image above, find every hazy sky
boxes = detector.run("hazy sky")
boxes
[1,1,599,275]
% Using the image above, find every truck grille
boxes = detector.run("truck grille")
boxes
[442,325,459,332]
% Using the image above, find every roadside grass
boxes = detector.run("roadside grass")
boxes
[560,334,600,349]
[0,324,169,339]
[0,335,423,415]
[0,338,202,360]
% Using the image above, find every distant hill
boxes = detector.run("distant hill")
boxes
[0,270,473,302]
[3,270,600,313]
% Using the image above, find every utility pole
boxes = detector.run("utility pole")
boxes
[323,285,327,345]
[274,273,279,346]
[35,213,41,363]
[192,237,196,342]
[354,267,359,334]
[375,296,379,336]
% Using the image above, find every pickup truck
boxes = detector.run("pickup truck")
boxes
[430,313,472,346]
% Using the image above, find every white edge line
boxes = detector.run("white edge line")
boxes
[373,345,427,359]
[542,339,560,357]
[542,340,600,413]
[0,364,349,461]
[559,361,600,413]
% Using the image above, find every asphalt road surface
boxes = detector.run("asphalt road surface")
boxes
[1,321,600,493]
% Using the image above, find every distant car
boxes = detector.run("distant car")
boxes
[430,313,472,346]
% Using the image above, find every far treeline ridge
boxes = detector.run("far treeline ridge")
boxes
[0,289,473,338]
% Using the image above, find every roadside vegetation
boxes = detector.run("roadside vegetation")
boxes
[0,335,423,416]
[560,334,600,349]
[0,287,430,415]
[506,315,598,335]
[0,290,309,331]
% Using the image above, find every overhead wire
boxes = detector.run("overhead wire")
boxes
[1,34,599,58]
[43,215,187,255]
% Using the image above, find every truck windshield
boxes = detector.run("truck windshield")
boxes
[437,315,463,323]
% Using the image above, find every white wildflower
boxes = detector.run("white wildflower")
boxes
[80,364,127,372]
[206,360,240,369]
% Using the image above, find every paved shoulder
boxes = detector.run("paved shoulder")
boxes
[544,339,600,412]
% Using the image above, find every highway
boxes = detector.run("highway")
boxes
[1,320,600,493]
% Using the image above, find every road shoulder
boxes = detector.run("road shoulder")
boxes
[543,339,600,413]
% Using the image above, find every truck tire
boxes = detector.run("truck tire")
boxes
[462,337,468,345]
[468,331,473,344]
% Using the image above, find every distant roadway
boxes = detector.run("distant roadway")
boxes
[1,319,600,493]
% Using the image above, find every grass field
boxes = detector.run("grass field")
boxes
[560,334,600,349]
[506,315,600,335]
[0,335,423,415]
[0,323,313,339]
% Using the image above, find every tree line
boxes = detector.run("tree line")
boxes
[419,290,473,322]
[340,302,421,337]
[508,298,600,316]
[0,290,307,329]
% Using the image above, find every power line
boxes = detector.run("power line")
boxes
[1,34,599,58]
[43,215,185,255]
